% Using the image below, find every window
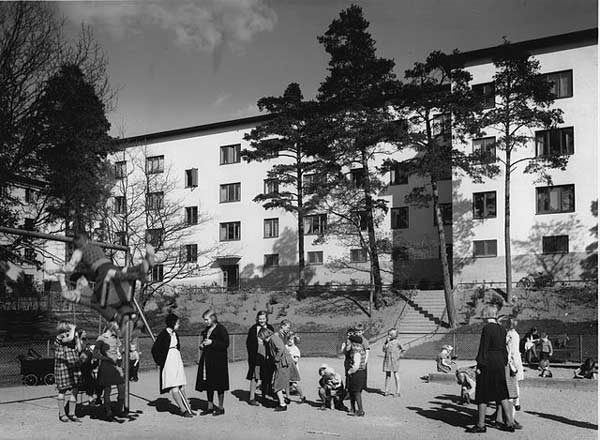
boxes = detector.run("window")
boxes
[185,168,198,188]
[304,214,327,235]
[220,183,241,203]
[24,248,36,261]
[303,173,324,194]
[542,235,569,254]
[350,249,368,263]
[146,155,164,174]
[183,244,198,263]
[114,196,127,214]
[432,114,451,138]
[392,246,409,261]
[536,185,575,214]
[535,127,574,156]
[434,203,453,225]
[349,168,366,187]
[220,222,241,241]
[307,251,323,265]
[23,218,35,231]
[264,179,279,195]
[264,254,279,268]
[220,144,241,165]
[472,82,495,108]
[115,231,127,246]
[390,162,409,185]
[151,264,164,282]
[473,191,497,219]
[185,206,198,225]
[146,228,164,248]
[472,137,497,163]
[146,192,164,211]
[264,218,279,238]
[25,188,38,203]
[114,161,127,179]
[473,240,497,257]
[391,207,409,229]
[542,70,573,99]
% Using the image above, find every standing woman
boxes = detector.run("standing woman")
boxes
[94,321,125,420]
[467,305,516,433]
[246,310,274,406]
[196,310,230,416]
[151,313,194,417]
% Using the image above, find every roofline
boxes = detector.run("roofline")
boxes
[455,28,598,66]
[116,114,273,146]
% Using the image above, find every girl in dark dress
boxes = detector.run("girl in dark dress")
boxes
[246,310,274,406]
[467,305,517,433]
[195,310,229,416]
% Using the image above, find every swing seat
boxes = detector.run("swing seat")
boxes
[100,278,135,308]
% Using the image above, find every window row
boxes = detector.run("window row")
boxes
[472,235,569,257]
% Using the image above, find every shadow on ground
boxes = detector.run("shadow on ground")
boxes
[525,410,598,431]
[406,394,477,428]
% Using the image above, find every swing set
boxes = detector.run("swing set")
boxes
[0,225,190,414]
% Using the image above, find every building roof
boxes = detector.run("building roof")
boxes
[117,28,597,145]
[455,28,597,66]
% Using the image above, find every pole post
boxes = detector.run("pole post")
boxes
[232,334,235,362]
[123,314,131,413]
[47,339,50,357]
[579,335,583,363]
[453,332,456,356]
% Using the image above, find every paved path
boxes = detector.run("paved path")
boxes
[0,359,596,440]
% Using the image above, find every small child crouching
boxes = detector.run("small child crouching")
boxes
[455,366,476,404]
[318,364,346,411]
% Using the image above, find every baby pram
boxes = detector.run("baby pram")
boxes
[455,366,476,404]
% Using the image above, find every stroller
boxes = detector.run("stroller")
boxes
[455,366,477,404]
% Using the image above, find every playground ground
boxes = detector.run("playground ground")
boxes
[0,358,597,440]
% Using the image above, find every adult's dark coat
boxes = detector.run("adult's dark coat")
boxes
[151,328,179,394]
[195,323,230,392]
[475,322,509,404]
[245,323,274,381]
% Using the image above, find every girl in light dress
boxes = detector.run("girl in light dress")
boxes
[382,328,404,396]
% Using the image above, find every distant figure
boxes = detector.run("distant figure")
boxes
[382,328,404,396]
[522,327,540,367]
[555,334,570,349]
[129,341,140,382]
[538,333,553,366]
[574,358,598,379]
[436,345,454,373]
[539,358,553,378]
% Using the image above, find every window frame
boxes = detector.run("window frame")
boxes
[114,196,127,215]
[542,69,573,99]
[264,178,279,195]
[263,218,279,238]
[185,168,198,188]
[542,235,569,254]
[184,244,198,263]
[114,161,127,179]
[390,162,409,185]
[304,214,327,236]
[472,136,497,164]
[350,248,368,263]
[185,206,198,225]
[473,239,498,258]
[473,191,497,220]
[264,253,280,269]
[307,251,324,265]
[220,144,241,165]
[391,207,409,230]
[146,228,164,248]
[145,155,164,174]
[535,127,574,157]
[219,221,241,241]
[151,264,164,282]
[536,184,575,215]
[220,182,241,203]
[146,191,164,211]
[472,82,496,109]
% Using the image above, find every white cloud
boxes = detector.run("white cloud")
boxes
[60,0,277,55]
[212,92,232,106]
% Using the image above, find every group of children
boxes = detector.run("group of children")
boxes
[53,320,141,423]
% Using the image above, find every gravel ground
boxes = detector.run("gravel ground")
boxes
[0,359,596,440]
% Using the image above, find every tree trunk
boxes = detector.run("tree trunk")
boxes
[361,151,383,309]
[432,179,456,328]
[297,160,306,300]
[504,149,513,302]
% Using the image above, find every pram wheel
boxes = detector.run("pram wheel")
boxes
[44,373,55,385]
[23,374,38,386]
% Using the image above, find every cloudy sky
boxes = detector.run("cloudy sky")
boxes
[56,0,597,137]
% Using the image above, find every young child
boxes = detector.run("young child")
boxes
[539,358,553,377]
[354,324,370,388]
[318,365,346,411]
[574,358,598,379]
[538,333,553,367]
[55,231,156,323]
[382,328,404,396]
[78,329,99,405]
[436,345,454,373]
[129,341,140,382]
[54,321,83,423]
[285,333,306,402]
[346,335,367,417]
[455,366,477,404]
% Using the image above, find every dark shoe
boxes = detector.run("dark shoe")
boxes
[212,407,225,416]
[356,411,365,417]
[248,399,260,406]
[500,424,516,432]
[299,396,306,404]
[199,408,214,416]
[466,425,487,433]
[513,421,523,430]
[515,405,521,411]
[59,414,70,423]
[68,415,82,423]
[274,405,287,412]
[284,398,291,405]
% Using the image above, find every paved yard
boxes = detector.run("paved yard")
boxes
[0,359,596,440]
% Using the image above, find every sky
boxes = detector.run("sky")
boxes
[56,0,598,138]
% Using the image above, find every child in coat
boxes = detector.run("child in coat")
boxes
[54,321,83,423]
[346,335,367,417]
[382,328,404,396]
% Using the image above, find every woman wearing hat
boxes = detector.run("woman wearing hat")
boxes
[467,305,517,433]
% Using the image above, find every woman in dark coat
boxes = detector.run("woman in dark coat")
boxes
[246,310,274,406]
[196,309,229,416]
[467,305,516,433]
[151,313,194,417]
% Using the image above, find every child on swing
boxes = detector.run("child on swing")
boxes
[55,231,156,324]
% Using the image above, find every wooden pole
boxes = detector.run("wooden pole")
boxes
[123,314,131,414]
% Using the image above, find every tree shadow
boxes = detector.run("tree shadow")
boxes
[525,410,598,430]
[580,200,597,281]
[451,179,476,280]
